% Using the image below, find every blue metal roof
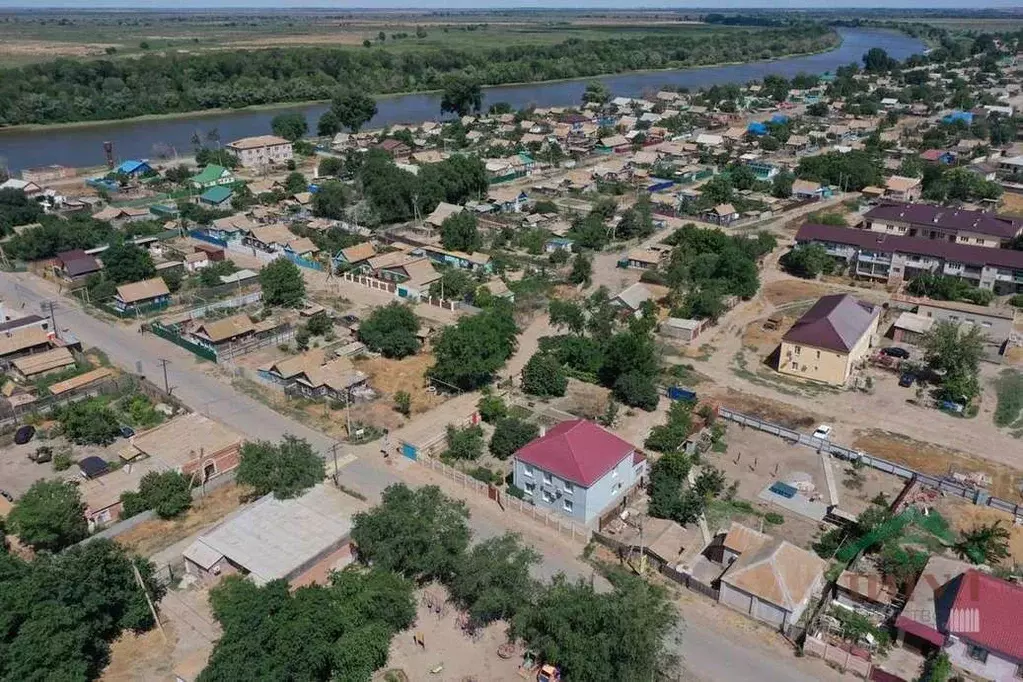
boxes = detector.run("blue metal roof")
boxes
[116,159,150,175]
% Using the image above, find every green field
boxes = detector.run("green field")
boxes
[0,10,749,67]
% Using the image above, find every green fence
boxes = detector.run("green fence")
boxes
[148,322,218,362]
[103,299,171,319]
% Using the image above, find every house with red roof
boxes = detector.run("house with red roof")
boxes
[895,556,1023,681]
[511,419,646,525]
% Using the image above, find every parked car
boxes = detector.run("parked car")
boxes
[14,425,35,445]
[881,347,910,359]
[899,373,916,388]
[119,425,135,439]
[340,314,360,327]
[812,424,833,440]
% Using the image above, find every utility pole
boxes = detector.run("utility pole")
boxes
[131,561,166,643]
[157,359,171,394]
[329,442,341,485]
[40,300,57,334]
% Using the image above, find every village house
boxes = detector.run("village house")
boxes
[0,327,53,364]
[424,202,463,230]
[796,223,1023,295]
[113,277,171,315]
[884,175,923,202]
[612,282,670,317]
[620,248,665,270]
[418,245,492,273]
[10,346,75,382]
[53,249,102,282]
[186,314,257,351]
[488,186,529,213]
[511,419,646,526]
[791,179,828,201]
[81,414,244,528]
[47,367,114,399]
[334,242,377,273]
[189,164,235,191]
[659,317,703,344]
[183,251,210,273]
[92,205,152,227]
[716,523,826,633]
[375,138,412,160]
[225,135,294,169]
[197,185,233,209]
[779,293,879,386]
[183,484,363,587]
[286,356,369,403]
[704,203,739,226]
[243,224,319,257]
[114,159,153,178]
[1,178,43,197]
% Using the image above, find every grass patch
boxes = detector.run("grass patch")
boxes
[994,369,1023,428]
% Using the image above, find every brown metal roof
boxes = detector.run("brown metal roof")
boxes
[782,294,877,353]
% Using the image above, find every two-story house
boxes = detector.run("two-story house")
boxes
[225,135,294,169]
[511,419,646,526]
[862,203,1023,249]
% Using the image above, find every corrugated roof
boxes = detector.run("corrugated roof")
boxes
[263,349,326,379]
[226,135,291,150]
[116,277,169,304]
[513,419,637,488]
[194,314,255,343]
[722,521,770,554]
[782,294,877,353]
[721,537,825,611]
[48,367,113,396]
[12,347,74,376]
[425,202,463,226]
[340,242,376,263]
[0,327,51,357]
[948,569,1023,660]
[182,484,363,585]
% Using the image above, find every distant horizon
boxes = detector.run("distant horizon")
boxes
[0,1,1020,10]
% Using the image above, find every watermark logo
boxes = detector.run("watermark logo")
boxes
[947,608,980,634]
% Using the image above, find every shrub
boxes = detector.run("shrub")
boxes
[764,512,785,525]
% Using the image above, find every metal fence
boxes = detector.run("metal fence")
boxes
[416,455,591,544]
[717,406,1023,520]
[148,321,218,362]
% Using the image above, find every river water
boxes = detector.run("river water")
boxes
[0,28,924,173]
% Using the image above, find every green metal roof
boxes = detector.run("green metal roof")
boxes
[200,185,234,205]
[191,164,231,185]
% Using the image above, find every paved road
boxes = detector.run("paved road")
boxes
[0,273,852,682]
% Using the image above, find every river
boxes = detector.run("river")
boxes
[0,28,924,173]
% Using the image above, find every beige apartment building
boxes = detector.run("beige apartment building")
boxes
[225,135,294,169]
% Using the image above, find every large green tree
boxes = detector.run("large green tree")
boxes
[520,352,568,398]
[357,302,421,359]
[259,257,306,307]
[440,211,482,253]
[200,568,414,682]
[120,470,193,520]
[955,522,1011,565]
[512,570,678,682]
[489,416,540,460]
[270,111,309,141]
[0,539,164,680]
[331,90,378,133]
[448,533,540,627]
[922,320,986,402]
[102,242,156,284]
[60,398,122,445]
[430,301,517,391]
[7,480,88,552]
[236,436,325,499]
[440,75,483,116]
[351,484,470,583]
[311,180,348,220]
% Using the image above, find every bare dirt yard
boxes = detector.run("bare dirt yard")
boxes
[852,429,1022,501]
[379,585,522,682]
[932,497,1023,566]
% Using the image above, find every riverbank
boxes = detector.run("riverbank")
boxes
[0,35,843,135]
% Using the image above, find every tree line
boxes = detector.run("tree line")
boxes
[0,26,837,125]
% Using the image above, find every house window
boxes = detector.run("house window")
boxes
[611,468,618,479]
[815,350,821,359]
[524,482,535,495]
[563,482,574,495]
[542,472,553,486]
[523,465,534,478]
[791,362,798,370]
[563,500,574,513]
[794,346,802,355]
[542,490,554,504]
[967,645,988,663]
[613,482,623,495]
[1016,663,1023,679]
